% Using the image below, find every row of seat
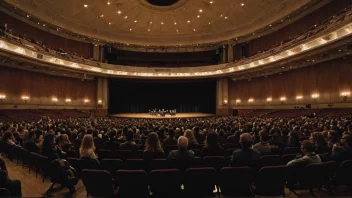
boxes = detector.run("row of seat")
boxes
[81,160,352,198]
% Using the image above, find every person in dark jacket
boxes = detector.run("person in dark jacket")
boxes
[230,133,260,167]
[202,131,224,156]
[24,131,40,153]
[330,134,352,164]
[120,129,140,151]
[162,128,177,149]
[167,136,195,160]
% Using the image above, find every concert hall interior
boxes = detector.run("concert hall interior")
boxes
[0,0,352,197]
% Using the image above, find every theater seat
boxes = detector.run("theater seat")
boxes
[116,170,149,198]
[219,167,253,197]
[260,155,282,167]
[183,168,217,198]
[150,169,182,198]
[100,159,123,176]
[81,169,117,197]
[253,165,286,196]
[334,160,352,186]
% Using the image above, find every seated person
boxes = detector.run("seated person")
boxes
[79,135,98,160]
[144,132,164,161]
[162,129,177,149]
[286,140,322,188]
[202,131,225,156]
[252,131,271,153]
[120,129,141,151]
[330,134,352,164]
[230,133,260,167]
[24,131,40,153]
[0,158,21,197]
[167,136,195,161]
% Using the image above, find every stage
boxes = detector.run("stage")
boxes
[109,113,215,119]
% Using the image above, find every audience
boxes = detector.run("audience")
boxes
[79,135,97,160]
[202,131,225,156]
[230,133,260,167]
[167,136,195,161]
[183,129,199,148]
[120,129,140,151]
[162,128,177,148]
[252,131,271,153]
[144,132,164,160]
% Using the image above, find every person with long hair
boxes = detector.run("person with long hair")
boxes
[41,132,61,160]
[79,135,97,159]
[144,132,164,160]
[184,129,199,148]
[202,131,224,156]
[2,131,15,145]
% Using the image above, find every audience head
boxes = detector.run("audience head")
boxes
[259,131,269,142]
[177,136,188,149]
[126,129,134,142]
[184,129,198,145]
[80,134,95,152]
[239,133,253,149]
[301,140,315,154]
[205,131,219,148]
[145,132,163,152]
[168,128,175,138]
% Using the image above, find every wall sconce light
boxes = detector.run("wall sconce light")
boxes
[296,96,303,100]
[223,99,228,105]
[341,91,350,97]
[21,95,30,103]
[65,98,71,103]
[311,93,319,99]
[0,94,5,102]
[248,98,254,103]
[52,97,58,102]
[280,97,286,101]
[266,97,272,102]
[236,99,241,104]
[341,91,350,101]
[84,99,90,104]
[98,99,102,105]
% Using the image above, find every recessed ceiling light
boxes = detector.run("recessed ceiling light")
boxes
[193,29,196,31]
[107,2,110,5]
[241,3,244,6]
[224,16,228,19]
[148,29,150,32]
[108,22,111,25]
[208,22,211,24]
[187,20,191,23]
[209,1,213,4]
[124,16,128,19]
[197,15,200,18]
[84,4,88,8]
[220,15,223,17]
[129,28,132,31]
[199,9,203,12]
[26,14,30,18]
[174,22,177,25]
[117,10,121,14]
[134,20,138,23]
[161,22,164,25]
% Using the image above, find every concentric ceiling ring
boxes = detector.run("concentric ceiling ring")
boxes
[135,0,190,11]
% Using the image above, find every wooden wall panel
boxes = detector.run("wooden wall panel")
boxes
[0,66,97,107]
[0,11,93,58]
[229,57,352,106]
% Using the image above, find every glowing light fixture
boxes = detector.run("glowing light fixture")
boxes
[280,97,286,101]
[52,97,58,102]
[248,98,254,103]
[236,99,241,103]
[65,98,71,103]
[296,96,303,100]
[312,93,320,99]
[266,97,272,102]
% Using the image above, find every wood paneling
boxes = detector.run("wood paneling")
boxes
[229,57,352,106]
[0,11,93,58]
[0,66,97,106]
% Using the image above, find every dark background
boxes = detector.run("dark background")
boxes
[108,79,216,114]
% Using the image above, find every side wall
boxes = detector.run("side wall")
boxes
[229,56,352,109]
[0,66,97,109]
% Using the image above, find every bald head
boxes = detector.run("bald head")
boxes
[178,136,188,148]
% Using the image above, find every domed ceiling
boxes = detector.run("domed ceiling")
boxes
[5,0,313,46]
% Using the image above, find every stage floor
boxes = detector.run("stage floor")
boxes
[109,113,215,119]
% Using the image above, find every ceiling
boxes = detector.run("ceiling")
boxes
[5,0,315,46]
